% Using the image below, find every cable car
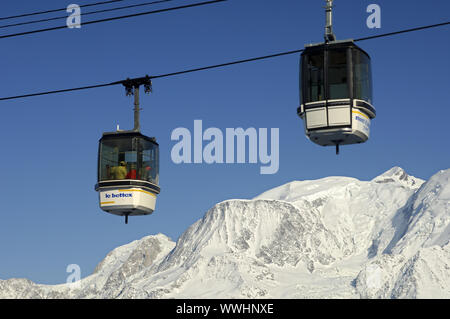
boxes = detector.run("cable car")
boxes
[95,77,160,224]
[297,0,376,154]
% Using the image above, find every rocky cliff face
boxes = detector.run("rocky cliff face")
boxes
[1,167,449,299]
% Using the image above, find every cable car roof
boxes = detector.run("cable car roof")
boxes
[100,130,158,145]
[302,39,371,59]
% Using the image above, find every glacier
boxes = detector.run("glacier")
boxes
[0,167,449,299]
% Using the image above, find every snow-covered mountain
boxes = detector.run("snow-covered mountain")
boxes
[1,167,449,299]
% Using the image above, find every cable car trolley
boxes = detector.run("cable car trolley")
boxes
[298,0,376,154]
[95,76,160,224]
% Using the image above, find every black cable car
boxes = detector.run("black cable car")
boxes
[297,0,376,154]
[95,77,160,224]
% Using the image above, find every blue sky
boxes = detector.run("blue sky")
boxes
[0,0,449,284]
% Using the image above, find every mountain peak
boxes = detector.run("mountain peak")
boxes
[372,167,424,189]
[382,166,406,176]
[93,234,173,276]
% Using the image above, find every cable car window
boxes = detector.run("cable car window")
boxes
[299,56,303,104]
[99,142,116,181]
[353,49,373,104]
[141,139,159,185]
[99,137,134,181]
[98,135,159,184]
[305,51,325,103]
[328,49,348,100]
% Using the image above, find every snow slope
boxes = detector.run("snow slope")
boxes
[1,167,449,299]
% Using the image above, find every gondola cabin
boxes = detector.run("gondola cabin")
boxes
[297,40,376,153]
[95,130,160,223]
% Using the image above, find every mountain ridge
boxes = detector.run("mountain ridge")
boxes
[1,167,449,299]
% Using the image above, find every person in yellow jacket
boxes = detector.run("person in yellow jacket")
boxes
[110,161,127,180]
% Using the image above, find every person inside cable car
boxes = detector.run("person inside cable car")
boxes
[110,161,127,180]
[126,163,138,179]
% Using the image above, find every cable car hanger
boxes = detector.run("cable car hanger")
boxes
[95,76,161,224]
[324,0,336,43]
[122,75,153,132]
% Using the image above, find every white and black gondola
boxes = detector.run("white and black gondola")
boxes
[297,0,376,154]
[95,76,160,224]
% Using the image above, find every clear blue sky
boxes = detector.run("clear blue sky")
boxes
[0,0,449,284]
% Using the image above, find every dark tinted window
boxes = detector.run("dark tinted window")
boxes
[303,51,324,103]
[328,49,349,100]
[353,49,373,104]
